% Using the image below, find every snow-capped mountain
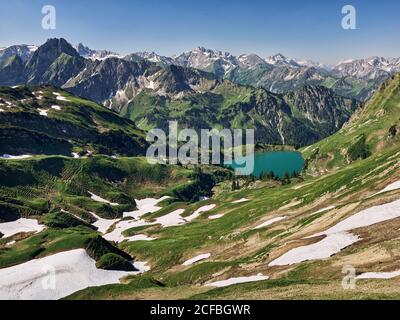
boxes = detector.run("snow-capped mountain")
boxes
[295,59,330,70]
[75,43,121,61]
[0,45,38,63]
[119,47,399,100]
[173,47,238,76]
[237,54,270,69]
[264,53,329,70]
[266,53,300,67]
[333,56,400,80]
[133,52,175,67]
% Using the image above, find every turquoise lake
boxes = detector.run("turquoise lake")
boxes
[229,151,305,178]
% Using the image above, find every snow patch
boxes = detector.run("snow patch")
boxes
[1,154,32,160]
[372,181,400,197]
[183,253,211,266]
[38,109,48,117]
[56,95,69,102]
[88,192,119,206]
[0,249,148,300]
[102,197,170,242]
[103,219,155,243]
[208,214,225,220]
[269,232,359,266]
[123,196,170,219]
[254,216,286,230]
[90,212,118,234]
[232,198,249,204]
[269,199,400,266]
[125,234,156,242]
[314,199,400,236]
[156,209,186,227]
[4,101,14,108]
[205,274,269,287]
[293,183,312,190]
[356,270,400,280]
[103,200,216,241]
[313,206,336,215]
[155,204,216,227]
[184,204,216,222]
[0,218,45,238]
[133,261,151,273]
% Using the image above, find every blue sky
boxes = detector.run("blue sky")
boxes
[0,0,399,64]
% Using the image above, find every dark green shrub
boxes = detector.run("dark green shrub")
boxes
[84,235,132,261]
[96,253,136,271]
[389,125,397,138]
[348,135,371,161]
[172,168,216,202]
[44,211,94,229]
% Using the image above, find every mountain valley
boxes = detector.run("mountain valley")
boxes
[0,37,399,301]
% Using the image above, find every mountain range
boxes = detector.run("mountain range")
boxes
[120,46,400,101]
[2,40,400,101]
[0,38,363,147]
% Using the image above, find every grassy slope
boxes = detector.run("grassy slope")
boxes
[68,76,400,300]
[0,155,202,271]
[68,144,400,299]
[2,76,400,300]
[0,86,147,156]
[303,73,400,174]
[0,155,195,225]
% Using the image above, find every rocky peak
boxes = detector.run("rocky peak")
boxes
[237,54,269,68]
[75,42,120,60]
[24,38,84,85]
[266,53,300,67]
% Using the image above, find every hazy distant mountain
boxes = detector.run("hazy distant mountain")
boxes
[132,52,175,67]
[124,48,397,101]
[265,53,301,67]
[237,54,270,69]
[295,59,330,70]
[75,43,122,60]
[332,56,400,80]
[0,45,38,63]
[173,47,238,77]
